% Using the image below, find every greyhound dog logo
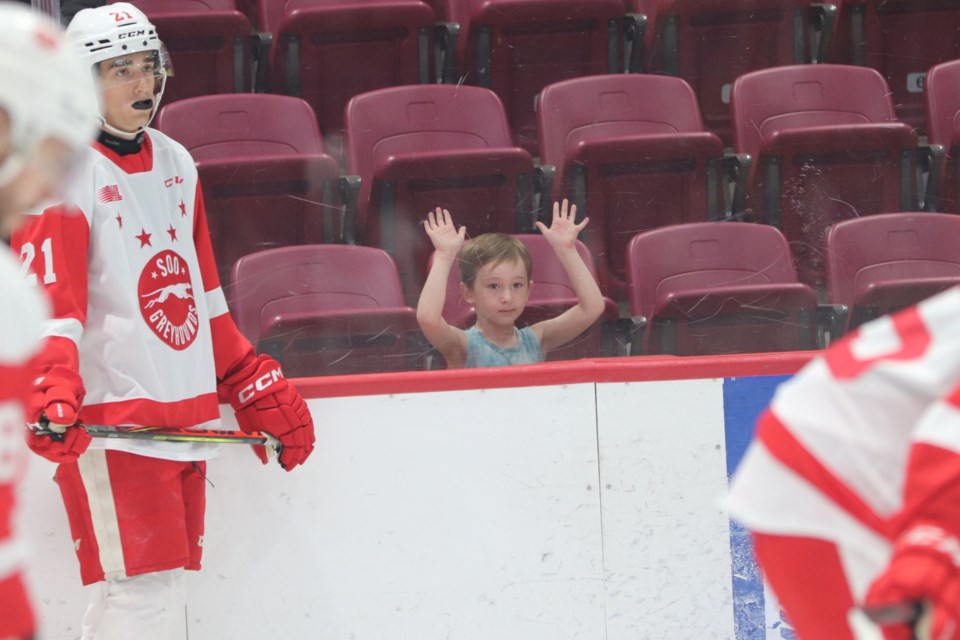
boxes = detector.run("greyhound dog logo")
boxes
[137,250,199,350]
[141,283,193,309]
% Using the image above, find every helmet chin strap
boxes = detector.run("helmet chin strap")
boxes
[99,116,142,140]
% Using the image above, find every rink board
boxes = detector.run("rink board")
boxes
[19,354,810,639]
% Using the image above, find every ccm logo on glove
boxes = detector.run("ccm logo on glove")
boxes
[237,367,283,404]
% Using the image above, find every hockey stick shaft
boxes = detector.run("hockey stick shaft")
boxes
[35,423,276,446]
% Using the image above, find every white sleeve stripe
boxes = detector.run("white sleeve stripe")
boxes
[78,450,128,579]
[44,317,83,345]
[206,287,229,318]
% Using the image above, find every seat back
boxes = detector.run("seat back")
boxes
[155,94,340,285]
[833,0,960,131]
[731,64,917,286]
[538,74,725,299]
[260,0,436,153]
[344,84,535,302]
[123,0,253,103]
[438,0,626,152]
[433,234,619,364]
[625,222,818,355]
[826,212,960,329]
[231,244,421,376]
[646,0,816,144]
[926,59,960,212]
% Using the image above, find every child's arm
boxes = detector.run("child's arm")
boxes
[417,207,470,368]
[531,199,606,354]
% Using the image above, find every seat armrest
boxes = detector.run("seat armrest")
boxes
[623,12,647,73]
[809,3,838,63]
[534,164,556,226]
[723,153,752,219]
[435,22,461,84]
[816,303,848,345]
[339,175,362,244]
[918,143,946,211]
[252,30,272,93]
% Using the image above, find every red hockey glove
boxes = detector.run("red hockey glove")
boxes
[26,368,84,431]
[864,524,960,640]
[25,425,92,464]
[221,354,315,470]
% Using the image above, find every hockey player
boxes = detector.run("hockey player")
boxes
[726,287,960,639]
[0,3,99,639]
[13,4,316,638]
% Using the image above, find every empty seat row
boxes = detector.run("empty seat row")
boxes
[156,62,960,301]
[227,212,960,376]
[123,0,960,156]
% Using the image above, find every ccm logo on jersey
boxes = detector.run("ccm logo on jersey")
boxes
[164,176,184,188]
[238,368,284,404]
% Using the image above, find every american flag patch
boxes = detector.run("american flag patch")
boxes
[97,185,123,203]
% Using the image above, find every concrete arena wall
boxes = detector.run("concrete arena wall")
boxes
[20,353,813,640]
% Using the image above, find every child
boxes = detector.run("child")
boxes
[417,199,605,368]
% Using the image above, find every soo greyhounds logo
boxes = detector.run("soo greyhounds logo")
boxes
[138,250,199,350]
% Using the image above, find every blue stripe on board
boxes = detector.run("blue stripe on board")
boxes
[723,375,790,640]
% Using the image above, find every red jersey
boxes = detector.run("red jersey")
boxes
[12,130,256,462]
[0,248,48,582]
[728,286,960,545]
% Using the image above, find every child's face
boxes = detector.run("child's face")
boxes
[462,258,531,329]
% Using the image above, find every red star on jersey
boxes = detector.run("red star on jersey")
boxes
[136,228,152,248]
[167,224,178,242]
[179,200,186,217]
[116,213,123,229]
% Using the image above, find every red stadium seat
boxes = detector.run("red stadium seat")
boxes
[230,244,422,376]
[731,64,918,287]
[925,59,960,213]
[430,234,621,365]
[432,0,626,153]
[343,84,535,303]
[825,212,960,331]
[537,74,726,300]
[641,0,833,144]
[625,222,819,355]
[155,94,340,286]
[257,0,437,156]
[832,0,960,132]
[121,0,255,103]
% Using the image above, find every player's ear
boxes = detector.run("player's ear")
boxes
[460,281,474,303]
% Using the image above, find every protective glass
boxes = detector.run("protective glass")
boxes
[98,44,173,97]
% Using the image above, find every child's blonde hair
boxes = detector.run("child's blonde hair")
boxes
[458,233,532,288]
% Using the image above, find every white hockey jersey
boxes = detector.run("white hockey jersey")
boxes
[728,286,960,546]
[0,248,48,581]
[13,130,258,462]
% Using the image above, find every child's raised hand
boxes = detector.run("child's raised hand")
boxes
[536,199,587,250]
[423,207,466,257]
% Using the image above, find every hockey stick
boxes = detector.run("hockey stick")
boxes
[849,602,930,640]
[33,423,280,447]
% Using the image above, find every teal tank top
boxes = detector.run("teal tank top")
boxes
[464,326,543,368]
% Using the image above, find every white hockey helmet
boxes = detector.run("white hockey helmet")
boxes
[0,2,99,188]
[66,2,172,136]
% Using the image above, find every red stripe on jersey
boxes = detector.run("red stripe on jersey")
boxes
[79,393,221,429]
[757,409,894,539]
[896,441,960,535]
[823,305,931,380]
